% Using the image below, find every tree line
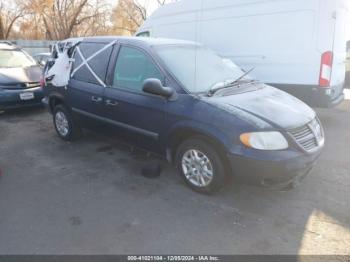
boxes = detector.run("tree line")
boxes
[0,0,175,40]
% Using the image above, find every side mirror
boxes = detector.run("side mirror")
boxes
[143,78,175,99]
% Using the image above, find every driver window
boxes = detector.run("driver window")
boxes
[113,46,162,92]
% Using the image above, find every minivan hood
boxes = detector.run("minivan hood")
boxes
[205,85,315,130]
[0,66,42,86]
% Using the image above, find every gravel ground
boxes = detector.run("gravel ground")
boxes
[0,98,349,255]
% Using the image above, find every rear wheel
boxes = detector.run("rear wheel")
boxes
[53,105,81,141]
[175,137,227,193]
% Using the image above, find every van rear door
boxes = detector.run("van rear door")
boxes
[318,0,348,103]
[330,4,349,92]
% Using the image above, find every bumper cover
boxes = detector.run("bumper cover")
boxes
[0,87,44,110]
[270,83,345,108]
[228,148,322,188]
[317,84,345,108]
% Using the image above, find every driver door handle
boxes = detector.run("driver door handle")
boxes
[105,99,119,107]
[91,96,103,103]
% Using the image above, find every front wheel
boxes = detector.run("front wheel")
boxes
[53,105,81,141]
[175,137,227,193]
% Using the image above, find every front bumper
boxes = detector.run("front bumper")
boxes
[227,147,322,188]
[0,87,44,111]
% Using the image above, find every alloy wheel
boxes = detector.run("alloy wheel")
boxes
[181,149,214,187]
[55,111,69,137]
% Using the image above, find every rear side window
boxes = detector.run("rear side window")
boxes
[72,42,113,85]
[113,46,162,92]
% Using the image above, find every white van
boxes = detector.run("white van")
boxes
[137,0,349,107]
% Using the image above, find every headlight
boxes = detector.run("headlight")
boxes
[240,131,289,150]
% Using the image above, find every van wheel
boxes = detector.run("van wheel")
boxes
[175,137,226,193]
[53,105,81,141]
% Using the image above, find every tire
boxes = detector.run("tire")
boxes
[53,105,81,141]
[175,137,227,193]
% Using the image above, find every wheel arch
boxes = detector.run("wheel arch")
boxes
[48,93,67,113]
[166,125,232,172]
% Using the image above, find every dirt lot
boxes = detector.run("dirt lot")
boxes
[0,98,349,255]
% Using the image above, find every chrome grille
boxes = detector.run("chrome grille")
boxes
[289,118,324,152]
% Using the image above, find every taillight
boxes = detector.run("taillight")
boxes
[319,51,333,88]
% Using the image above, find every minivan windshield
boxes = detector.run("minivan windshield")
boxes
[0,49,36,68]
[155,45,248,93]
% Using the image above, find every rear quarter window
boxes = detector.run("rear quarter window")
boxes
[72,42,113,85]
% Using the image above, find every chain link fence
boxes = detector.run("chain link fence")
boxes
[8,40,56,56]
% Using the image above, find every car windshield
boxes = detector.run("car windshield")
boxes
[0,49,36,68]
[154,45,248,93]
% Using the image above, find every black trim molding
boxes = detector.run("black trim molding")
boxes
[72,107,159,140]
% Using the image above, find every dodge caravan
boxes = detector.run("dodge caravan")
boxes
[43,37,324,193]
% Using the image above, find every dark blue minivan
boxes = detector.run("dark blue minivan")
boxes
[43,37,324,193]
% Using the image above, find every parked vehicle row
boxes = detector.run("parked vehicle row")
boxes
[42,37,325,193]
[137,0,349,108]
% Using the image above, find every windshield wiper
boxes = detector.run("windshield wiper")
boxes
[229,68,255,86]
[207,68,255,96]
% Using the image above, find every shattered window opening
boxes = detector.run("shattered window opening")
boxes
[45,39,116,87]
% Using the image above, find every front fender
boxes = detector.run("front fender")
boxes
[164,120,232,152]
